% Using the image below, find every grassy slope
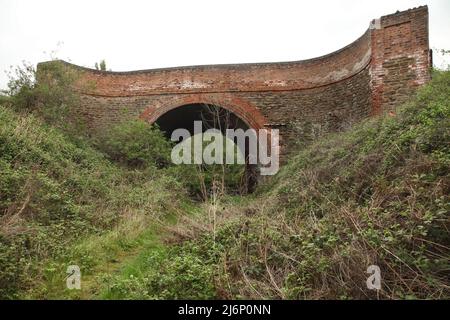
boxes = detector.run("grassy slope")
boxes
[0,106,187,299]
[1,71,448,300]
[104,71,449,300]
[224,71,449,299]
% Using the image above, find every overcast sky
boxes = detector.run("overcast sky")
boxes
[1,0,449,90]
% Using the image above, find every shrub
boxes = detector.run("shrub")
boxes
[165,134,246,200]
[167,163,245,200]
[4,61,85,135]
[0,94,11,106]
[98,120,173,169]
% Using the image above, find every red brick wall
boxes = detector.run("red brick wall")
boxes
[37,6,430,156]
[370,6,430,114]
[50,29,371,97]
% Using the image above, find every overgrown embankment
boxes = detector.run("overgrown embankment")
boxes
[0,106,186,298]
[104,71,449,299]
[0,61,245,299]
[0,69,448,300]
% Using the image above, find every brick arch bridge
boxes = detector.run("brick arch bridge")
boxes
[37,6,430,159]
[140,94,267,131]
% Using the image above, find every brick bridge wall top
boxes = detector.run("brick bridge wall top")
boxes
[46,29,371,97]
[37,6,430,157]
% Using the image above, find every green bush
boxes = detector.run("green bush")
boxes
[4,61,85,135]
[0,94,11,106]
[165,135,246,199]
[98,120,173,169]
[167,163,245,199]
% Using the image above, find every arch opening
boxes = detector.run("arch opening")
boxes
[154,103,258,195]
[154,103,250,139]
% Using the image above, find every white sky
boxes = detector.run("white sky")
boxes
[1,0,449,90]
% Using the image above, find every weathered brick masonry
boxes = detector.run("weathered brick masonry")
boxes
[37,6,430,157]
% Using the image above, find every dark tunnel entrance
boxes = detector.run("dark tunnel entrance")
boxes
[154,103,258,194]
[155,103,249,138]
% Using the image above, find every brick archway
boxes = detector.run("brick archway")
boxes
[139,94,267,130]
[37,7,430,159]
[139,94,265,192]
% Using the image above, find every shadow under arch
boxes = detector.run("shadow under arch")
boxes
[154,103,249,138]
[139,95,267,131]
[142,101,264,194]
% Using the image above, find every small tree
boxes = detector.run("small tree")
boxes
[95,59,107,71]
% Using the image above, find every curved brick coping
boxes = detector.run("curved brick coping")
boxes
[38,30,371,97]
[139,93,268,130]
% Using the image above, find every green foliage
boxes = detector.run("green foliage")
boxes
[98,120,173,169]
[0,106,184,298]
[0,93,11,106]
[1,64,448,300]
[156,70,450,299]
[4,62,37,113]
[167,163,245,200]
[95,60,107,71]
[103,243,216,299]
[165,135,246,199]
[4,61,83,135]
